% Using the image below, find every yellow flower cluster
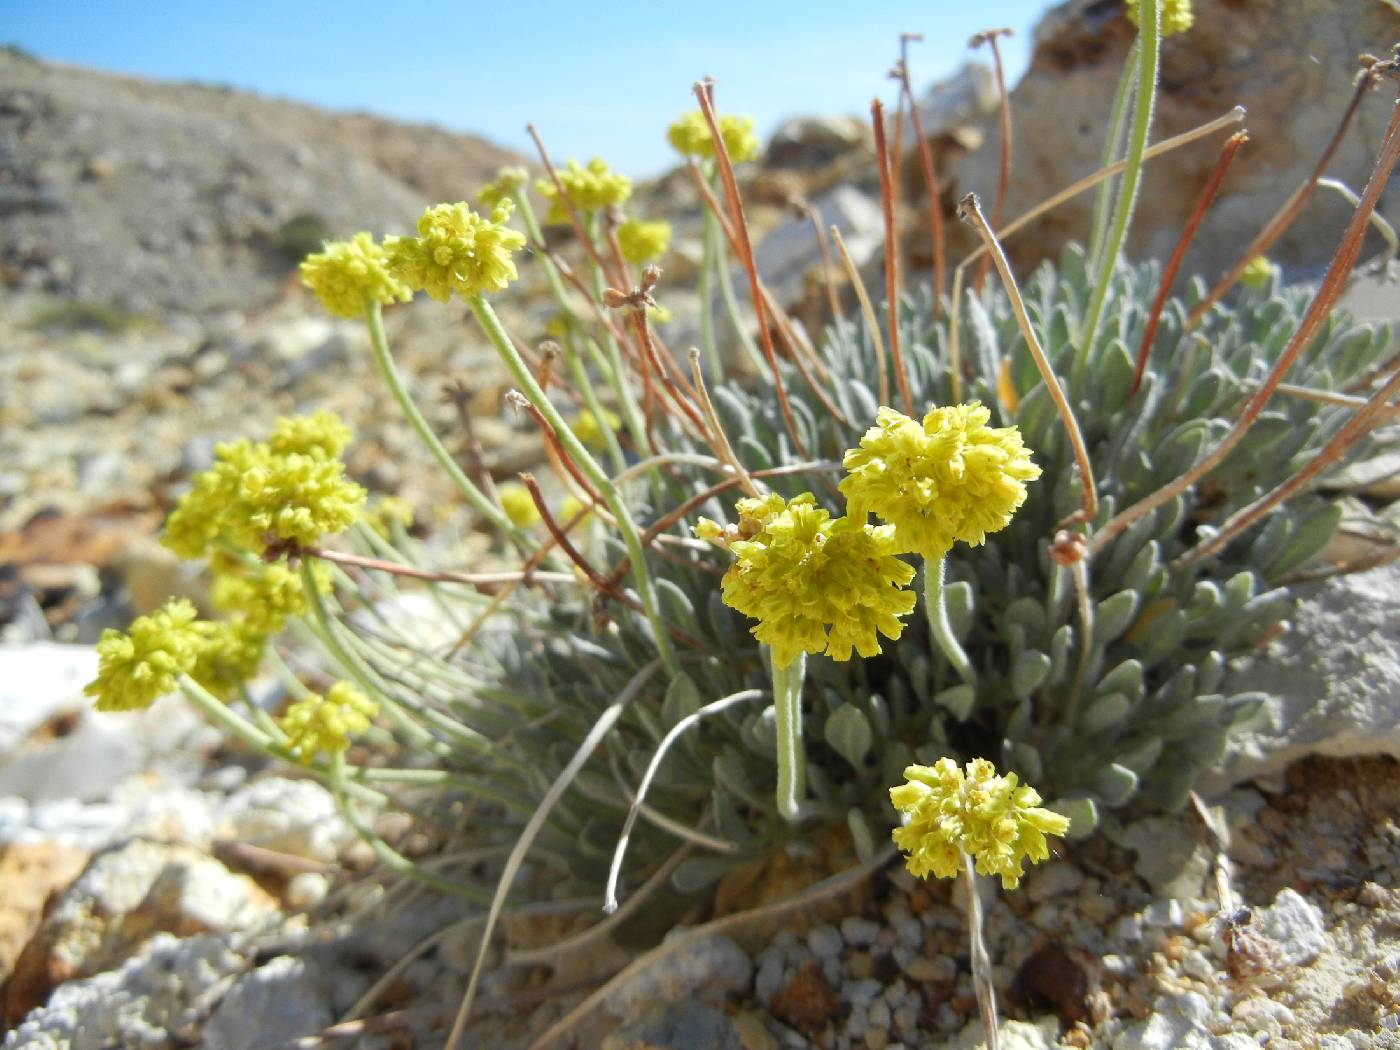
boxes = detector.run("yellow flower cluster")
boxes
[666,111,760,164]
[363,494,414,538]
[163,413,365,559]
[497,481,541,528]
[385,201,527,302]
[190,619,269,700]
[572,407,621,450]
[1126,0,1193,36]
[85,599,208,712]
[478,166,529,209]
[536,158,631,225]
[617,219,671,264]
[211,560,328,635]
[299,232,412,319]
[890,758,1070,889]
[281,681,379,761]
[841,403,1041,560]
[699,493,916,670]
[1239,255,1276,291]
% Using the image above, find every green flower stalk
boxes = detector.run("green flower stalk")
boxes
[841,403,1040,686]
[697,492,917,819]
[616,219,671,264]
[535,157,631,225]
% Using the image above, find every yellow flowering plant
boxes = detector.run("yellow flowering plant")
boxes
[82,23,1398,1041]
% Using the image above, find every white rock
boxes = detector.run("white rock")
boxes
[218,776,350,863]
[950,1015,1060,1049]
[1206,564,1400,792]
[1113,992,1217,1050]
[202,955,336,1050]
[1254,887,1327,967]
[753,185,883,305]
[0,644,95,756]
[1,933,243,1050]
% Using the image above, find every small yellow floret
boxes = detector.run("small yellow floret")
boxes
[478,166,529,209]
[536,158,632,225]
[385,202,527,302]
[1239,255,1276,291]
[190,620,267,700]
[707,492,917,670]
[840,403,1041,560]
[280,682,379,761]
[497,482,541,528]
[1126,0,1193,36]
[212,560,328,635]
[85,599,207,712]
[890,757,1070,889]
[616,219,671,264]
[268,410,353,461]
[363,494,415,538]
[299,232,412,319]
[572,407,621,450]
[666,111,760,164]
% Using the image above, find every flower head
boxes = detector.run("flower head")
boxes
[1126,0,1193,36]
[1239,255,1277,291]
[85,599,208,712]
[478,166,529,209]
[697,492,916,669]
[385,201,527,301]
[666,111,760,164]
[299,233,412,319]
[162,417,365,559]
[890,758,1070,889]
[840,403,1041,559]
[616,219,671,264]
[281,681,379,761]
[536,158,631,225]
[497,481,541,528]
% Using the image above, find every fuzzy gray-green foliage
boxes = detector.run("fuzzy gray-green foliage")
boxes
[449,245,1390,894]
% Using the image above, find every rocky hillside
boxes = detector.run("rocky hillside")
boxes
[0,47,524,315]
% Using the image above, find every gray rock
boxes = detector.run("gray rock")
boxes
[753,184,883,306]
[602,1000,744,1050]
[1254,887,1327,968]
[1,933,243,1050]
[1205,563,1400,793]
[202,955,337,1050]
[765,115,871,170]
[916,63,998,139]
[217,776,351,864]
[604,932,752,1021]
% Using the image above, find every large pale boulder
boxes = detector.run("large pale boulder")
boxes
[953,0,1399,281]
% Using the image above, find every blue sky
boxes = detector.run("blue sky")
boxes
[5,1,1049,175]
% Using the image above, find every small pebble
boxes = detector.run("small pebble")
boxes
[1142,899,1184,928]
[901,955,953,983]
[842,916,880,948]
[847,979,882,1007]
[285,872,329,909]
[868,999,891,1031]
[808,924,843,961]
